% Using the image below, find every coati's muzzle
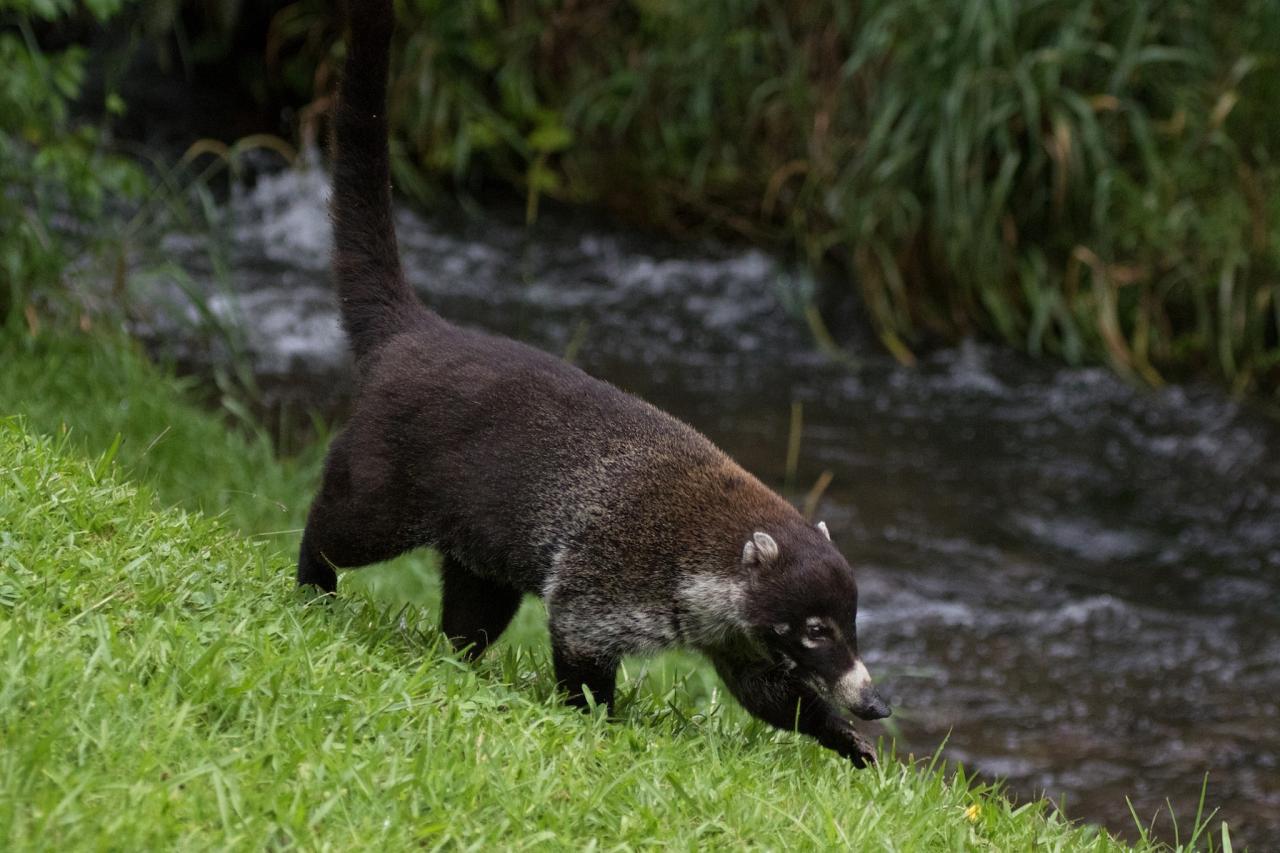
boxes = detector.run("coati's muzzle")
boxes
[829,659,891,721]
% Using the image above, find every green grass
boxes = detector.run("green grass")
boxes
[0,331,1231,849]
[0,332,321,538]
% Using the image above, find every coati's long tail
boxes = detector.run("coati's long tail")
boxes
[330,0,419,361]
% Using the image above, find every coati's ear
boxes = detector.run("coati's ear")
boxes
[742,531,780,566]
[817,521,831,541]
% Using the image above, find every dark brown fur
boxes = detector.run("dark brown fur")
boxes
[299,0,889,764]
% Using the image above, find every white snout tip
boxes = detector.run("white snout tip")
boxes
[833,659,873,706]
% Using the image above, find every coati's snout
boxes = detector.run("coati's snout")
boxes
[829,659,892,720]
[744,526,892,722]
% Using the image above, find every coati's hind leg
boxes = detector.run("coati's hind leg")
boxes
[296,434,422,594]
[713,656,877,767]
[297,528,340,593]
[440,555,522,659]
[297,506,418,594]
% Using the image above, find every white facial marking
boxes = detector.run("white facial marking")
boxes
[800,616,828,648]
[832,659,873,707]
[817,521,830,540]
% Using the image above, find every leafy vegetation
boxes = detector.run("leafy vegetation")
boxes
[256,0,1280,394]
[0,0,147,326]
[0,334,1233,850]
[4,1,1278,394]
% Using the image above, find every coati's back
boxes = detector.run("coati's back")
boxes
[304,0,891,765]
[349,321,796,596]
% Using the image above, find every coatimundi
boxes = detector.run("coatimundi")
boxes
[298,0,891,765]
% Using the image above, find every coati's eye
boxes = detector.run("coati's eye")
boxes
[804,622,832,642]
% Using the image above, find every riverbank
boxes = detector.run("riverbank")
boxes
[0,330,1221,850]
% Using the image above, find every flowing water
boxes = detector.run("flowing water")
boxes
[140,163,1280,846]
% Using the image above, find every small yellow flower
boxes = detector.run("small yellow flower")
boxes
[964,804,981,824]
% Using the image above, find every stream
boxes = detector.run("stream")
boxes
[139,162,1280,846]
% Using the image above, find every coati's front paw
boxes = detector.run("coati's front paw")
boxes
[825,719,878,767]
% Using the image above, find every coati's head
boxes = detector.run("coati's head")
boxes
[742,524,891,721]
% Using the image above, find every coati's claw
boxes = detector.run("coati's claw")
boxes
[853,741,878,768]
[830,721,878,767]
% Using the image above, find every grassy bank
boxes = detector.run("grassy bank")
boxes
[1,331,1227,849]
